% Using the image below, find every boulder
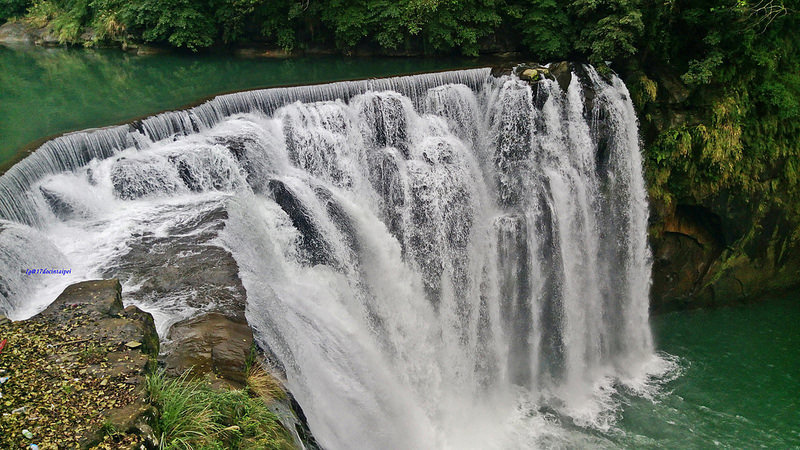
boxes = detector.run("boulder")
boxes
[549,61,572,91]
[33,28,60,47]
[0,22,36,45]
[41,279,125,319]
[39,279,159,355]
[520,68,539,81]
[514,63,557,85]
[163,312,254,386]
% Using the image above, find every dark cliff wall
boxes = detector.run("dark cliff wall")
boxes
[635,69,800,312]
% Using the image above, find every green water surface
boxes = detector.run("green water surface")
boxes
[0,45,477,167]
[610,295,800,448]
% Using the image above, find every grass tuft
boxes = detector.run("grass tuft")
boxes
[247,365,287,402]
[146,369,295,449]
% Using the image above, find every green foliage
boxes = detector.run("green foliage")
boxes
[119,0,216,50]
[641,0,800,225]
[681,52,724,85]
[214,0,264,44]
[571,0,643,65]
[415,0,504,56]
[646,95,745,204]
[146,370,219,447]
[314,0,503,55]
[26,0,92,43]
[629,73,657,109]
[146,369,294,449]
[89,7,126,42]
[0,0,31,21]
[509,0,570,59]
[0,0,708,65]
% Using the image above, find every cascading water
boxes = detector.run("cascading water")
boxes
[0,66,676,448]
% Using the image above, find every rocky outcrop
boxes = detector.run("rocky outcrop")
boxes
[0,279,158,448]
[638,68,800,311]
[162,312,253,386]
[39,280,159,445]
[1,277,318,448]
[650,205,726,311]
[92,204,316,447]
[0,21,59,46]
[96,205,249,378]
[39,280,159,355]
[650,200,800,311]
[100,205,248,327]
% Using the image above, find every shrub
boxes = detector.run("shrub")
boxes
[0,0,31,22]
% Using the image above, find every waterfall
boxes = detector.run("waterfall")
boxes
[0,66,673,448]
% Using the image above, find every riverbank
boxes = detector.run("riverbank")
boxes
[0,280,158,447]
[0,279,304,449]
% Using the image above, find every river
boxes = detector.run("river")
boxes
[0,45,478,167]
[0,44,797,448]
[609,294,799,448]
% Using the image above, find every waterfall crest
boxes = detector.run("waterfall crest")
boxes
[0,66,673,448]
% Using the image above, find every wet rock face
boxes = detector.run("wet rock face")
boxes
[100,205,248,323]
[162,312,254,387]
[268,179,334,267]
[649,201,800,311]
[649,205,726,311]
[39,187,76,220]
[651,233,716,310]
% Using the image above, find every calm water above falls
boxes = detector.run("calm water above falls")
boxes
[0,45,477,166]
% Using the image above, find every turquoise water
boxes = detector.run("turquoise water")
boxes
[0,45,477,166]
[607,295,800,448]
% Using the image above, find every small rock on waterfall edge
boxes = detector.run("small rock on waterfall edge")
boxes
[489,61,574,92]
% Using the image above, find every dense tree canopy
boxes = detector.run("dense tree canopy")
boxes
[0,0,787,60]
